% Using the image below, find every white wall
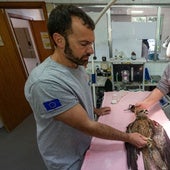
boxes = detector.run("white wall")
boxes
[159,8,170,59]
[88,12,109,61]
[112,22,156,59]
[145,61,169,76]
[10,18,40,74]
[6,9,44,20]
[24,58,38,73]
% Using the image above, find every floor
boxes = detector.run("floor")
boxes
[0,114,47,170]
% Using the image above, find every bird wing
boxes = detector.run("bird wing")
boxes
[151,120,170,169]
[125,121,139,170]
[125,107,170,170]
[125,114,154,170]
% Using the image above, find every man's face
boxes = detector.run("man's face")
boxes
[64,17,95,66]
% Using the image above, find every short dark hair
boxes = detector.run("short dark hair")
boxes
[47,4,95,38]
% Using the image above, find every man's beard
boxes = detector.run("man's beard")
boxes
[64,38,90,66]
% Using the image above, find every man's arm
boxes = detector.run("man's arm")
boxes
[54,104,147,148]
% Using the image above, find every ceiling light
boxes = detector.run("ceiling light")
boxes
[130,10,144,14]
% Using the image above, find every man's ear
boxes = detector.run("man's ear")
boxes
[53,33,65,48]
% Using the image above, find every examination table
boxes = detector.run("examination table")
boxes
[81,91,170,170]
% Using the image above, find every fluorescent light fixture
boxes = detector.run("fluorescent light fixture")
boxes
[131,10,144,14]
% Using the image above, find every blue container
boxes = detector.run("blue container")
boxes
[145,68,151,81]
[148,53,159,60]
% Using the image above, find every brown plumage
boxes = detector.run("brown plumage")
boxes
[125,105,170,170]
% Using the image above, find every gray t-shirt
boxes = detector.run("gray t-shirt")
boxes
[24,57,94,170]
[157,63,170,95]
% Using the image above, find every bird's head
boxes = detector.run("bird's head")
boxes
[128,104,148,117]
[136,109,148,118]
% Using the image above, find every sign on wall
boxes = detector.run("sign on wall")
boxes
[40,32,52,49]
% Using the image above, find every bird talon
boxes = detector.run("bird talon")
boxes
[147,138,152,148]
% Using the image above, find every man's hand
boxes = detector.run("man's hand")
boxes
[94,107,111,116]
[128,133,148,148]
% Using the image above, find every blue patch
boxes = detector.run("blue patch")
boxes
[43,99,61,111]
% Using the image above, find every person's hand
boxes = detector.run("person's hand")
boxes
[135,101,149,110]
[94,107,111,116]
[127,132,148,148]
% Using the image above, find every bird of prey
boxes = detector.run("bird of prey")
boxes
[125,105,170,170]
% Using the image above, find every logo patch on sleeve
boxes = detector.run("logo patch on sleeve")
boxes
[43,99,61,111]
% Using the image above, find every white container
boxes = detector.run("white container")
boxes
[121,70,129,83]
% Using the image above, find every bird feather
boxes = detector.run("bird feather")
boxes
[125,105,170,170]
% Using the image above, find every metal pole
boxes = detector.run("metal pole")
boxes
[92,0,117,107]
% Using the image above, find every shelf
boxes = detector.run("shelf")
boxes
[114,82,142,86]
[113,81,143,91]
[111,59,146,65]
[144,83,157,86]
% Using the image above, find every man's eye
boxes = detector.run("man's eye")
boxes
[80,43,88,46]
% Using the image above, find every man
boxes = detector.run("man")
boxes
[24,5,147,170]
[136,43,170,110]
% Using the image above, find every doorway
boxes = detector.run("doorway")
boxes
[0,2,54,131]
[6,8,46,74]
[14,27,38,74]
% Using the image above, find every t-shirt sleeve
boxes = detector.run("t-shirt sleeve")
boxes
[30,80,78,119]
[157,64,170,95]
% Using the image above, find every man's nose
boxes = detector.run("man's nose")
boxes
[87,45,94,54]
